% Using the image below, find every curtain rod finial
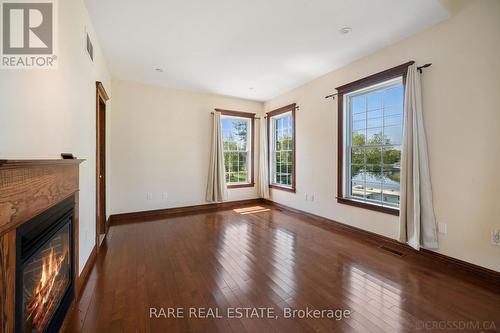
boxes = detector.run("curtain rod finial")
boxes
[417,63,432,73]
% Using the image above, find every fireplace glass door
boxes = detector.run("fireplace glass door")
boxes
[20,221,71,332]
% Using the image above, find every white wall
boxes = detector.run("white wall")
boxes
[3,0,497,275]
[264,0,500,272]
[110,80,263,214]
[0,0,111,274]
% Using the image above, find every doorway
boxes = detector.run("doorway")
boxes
[96,81,109,251]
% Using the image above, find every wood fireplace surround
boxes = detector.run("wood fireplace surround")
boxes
[0,159,84,332]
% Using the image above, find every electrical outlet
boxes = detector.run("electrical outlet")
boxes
[162,192,168,200]
[310,194,315,202]
[491,229,500,246]
[146,192,153,200]
[304,193,308,201]
[438,223,447,234]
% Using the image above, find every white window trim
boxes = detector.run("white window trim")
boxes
[343,77,403,209]
[269,111,293,189]
[221,115,252,185]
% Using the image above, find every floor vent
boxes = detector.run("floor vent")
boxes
[379,245,405,257]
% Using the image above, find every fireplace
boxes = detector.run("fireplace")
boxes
[15,197,75,333]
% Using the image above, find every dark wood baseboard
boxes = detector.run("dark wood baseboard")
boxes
[60,243,98,333]
[419,248,500,287]
[263,199,500,289]
[108,199,263,225]
[75,244,96,298]
[262,199,406,249]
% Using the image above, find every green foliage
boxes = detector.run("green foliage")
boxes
[223,120,249,183]
[233,120,248,144]
[351,132,401,182]
[274,133,293,186]
[352,133,365,146]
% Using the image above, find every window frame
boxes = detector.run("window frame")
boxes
[336,61,414,216]
[267,103,296,193]
[217,109,255,189]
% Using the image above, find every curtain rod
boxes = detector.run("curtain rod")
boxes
[212,105,299,119]
[262,105,299,119]
[210,112,261,119]
[324,63,432,100]
[417,63,432,73]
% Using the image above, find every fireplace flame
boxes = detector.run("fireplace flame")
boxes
[26,245,69,332]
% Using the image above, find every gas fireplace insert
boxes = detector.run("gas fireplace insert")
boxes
[15,197,75,333]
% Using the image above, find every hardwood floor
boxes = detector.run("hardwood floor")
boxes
[62,204,500,332]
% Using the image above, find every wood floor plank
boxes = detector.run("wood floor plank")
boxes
[62,204,500,333]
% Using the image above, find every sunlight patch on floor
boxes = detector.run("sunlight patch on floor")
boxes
[233,206,271,215]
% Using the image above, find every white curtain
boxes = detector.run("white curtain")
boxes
[399,63,438,250]
[206,111,226,202]
[258,118,270,199]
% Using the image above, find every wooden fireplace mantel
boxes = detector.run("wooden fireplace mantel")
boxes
[0,159,84,333]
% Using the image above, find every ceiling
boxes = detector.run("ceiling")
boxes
[85,0,449,101]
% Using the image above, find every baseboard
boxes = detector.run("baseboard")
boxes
[75,244,97,298]
[262,198,408,250]
[61,242,98,332]
[108,198,263,225]
[263,199,500,288]
[419,248,500,286]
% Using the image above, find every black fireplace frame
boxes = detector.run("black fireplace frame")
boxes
[15,196,75,333]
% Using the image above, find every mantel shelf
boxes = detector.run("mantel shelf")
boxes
[0,159,84,234]
[0,159,85,169]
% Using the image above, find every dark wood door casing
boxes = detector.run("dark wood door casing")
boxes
[96,82,109,250]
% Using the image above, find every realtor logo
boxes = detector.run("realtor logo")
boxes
[1,0,57,68]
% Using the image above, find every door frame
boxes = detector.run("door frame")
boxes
[96,81,109,252]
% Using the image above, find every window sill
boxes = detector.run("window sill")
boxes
[269,184,296,193]
[227,183,254,189]
[337,197,399,216]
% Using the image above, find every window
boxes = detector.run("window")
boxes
[336,62,413,215]
[267,103,296,192]
[218,109,255,188]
